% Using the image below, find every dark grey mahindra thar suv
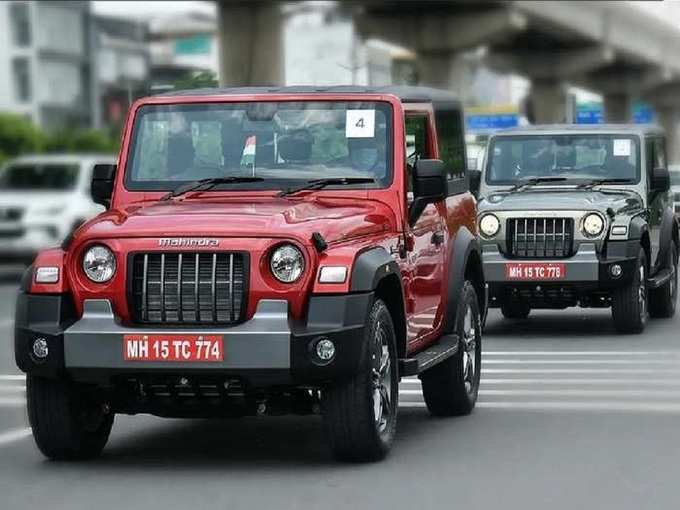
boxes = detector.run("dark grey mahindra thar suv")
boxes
[470,124,679,334]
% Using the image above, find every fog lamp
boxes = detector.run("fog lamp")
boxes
[315,338,335,363]
[32,338,49,360]
[609,264,623,278]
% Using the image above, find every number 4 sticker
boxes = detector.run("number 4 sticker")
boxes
[346,110,375,138]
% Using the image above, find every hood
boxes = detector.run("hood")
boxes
[80,196,395,245]
[478,188,643,215]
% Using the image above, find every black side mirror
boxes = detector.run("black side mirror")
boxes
[409,159,446,226]
[651,166,670,192]
[91,164,116,207]
[468,168,482,196]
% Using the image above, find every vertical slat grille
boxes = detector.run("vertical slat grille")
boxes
[507,218,574,258]
[131,252,246,324]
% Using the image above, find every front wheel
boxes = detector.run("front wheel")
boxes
[321,298,399,462]
[420,281,482,416]
[27,376,114,460]
[612,247,648,334]
[649,243,678,319]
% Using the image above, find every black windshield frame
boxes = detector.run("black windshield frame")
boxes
[124,101,394,192]
[485,134,642,186]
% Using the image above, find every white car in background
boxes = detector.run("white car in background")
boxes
[671,165,680,218]
[0,154,115,262]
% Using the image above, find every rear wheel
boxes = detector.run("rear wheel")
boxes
[321,299,398,462]
[420,281,481,416]
[500,299,531,319]
[612,247,648,334]
[649,243,678,319]
[27,376,113,460]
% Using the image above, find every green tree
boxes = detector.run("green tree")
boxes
[173,70,219,91]
[0,113,46,165]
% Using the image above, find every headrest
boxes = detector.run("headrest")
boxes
[278,130,312,162]
[555,147,576,168]
[166,134,195,176]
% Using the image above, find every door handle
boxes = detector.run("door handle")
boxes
[431,231,445,246]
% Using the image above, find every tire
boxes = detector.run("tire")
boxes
[500,299,531,319]
[649,243,678,319]
[321,299,398,462]
[612,247,648,334]
[420,281,482,417]
[27,376,114,460]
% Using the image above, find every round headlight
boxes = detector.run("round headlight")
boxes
[270,244,305,283]
[582,213,605,237]
[82,245,116,283]
[479,214,501,238]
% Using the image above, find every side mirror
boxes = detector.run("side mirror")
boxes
[91,164,116,207]
[468,168,482,196]
[651,166,670,192]
[409,159,446,226]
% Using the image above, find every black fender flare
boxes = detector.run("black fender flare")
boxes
[656,207,679,271]
[628,215,649,242]
[349,246,401,292]
[442,227,483,334]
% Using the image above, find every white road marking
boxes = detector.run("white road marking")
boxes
[482,359,680,365]
[0,428,31,446]
[399,401,680,413]
[480,378,680,386]
[483,351,680,356]
[482,368,680,374]
[480,389,680,398]
[0,397,25,407]
[0,385,25,393]
[0,375,25,381]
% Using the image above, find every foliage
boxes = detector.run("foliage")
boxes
[0,114,119,167]
[0,113,47,165]
[173,71,219,91]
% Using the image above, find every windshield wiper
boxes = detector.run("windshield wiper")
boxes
[278,177,375,197]
[576,178,635,190]
[509,177,568,192]
[160,176,264,201]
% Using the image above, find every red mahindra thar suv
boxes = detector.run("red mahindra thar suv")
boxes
[15,86,485,462]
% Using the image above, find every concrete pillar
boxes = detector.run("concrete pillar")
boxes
[656,107,680,164]
[604,93,632,123]
[217,1,284,86]
[417,53,468,98]
[527,79,567,124]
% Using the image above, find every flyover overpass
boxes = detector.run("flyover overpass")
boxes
[215,1,680,161]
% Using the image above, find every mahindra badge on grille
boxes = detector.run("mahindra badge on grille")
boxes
[158,238,219,248]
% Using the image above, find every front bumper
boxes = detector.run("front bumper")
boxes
[482,241,638,286]
[15,293,372,387]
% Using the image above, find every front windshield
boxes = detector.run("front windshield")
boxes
[126,101,392,191]
[0,163,80,191]
[486,134,640,185]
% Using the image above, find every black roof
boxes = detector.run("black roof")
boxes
[157,85,460,106]
[495,123,664,136]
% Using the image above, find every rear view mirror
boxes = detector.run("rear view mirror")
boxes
[651,166,670,192]
[91,164,116,208]
[409,159,446,226]
[468,168,482,196]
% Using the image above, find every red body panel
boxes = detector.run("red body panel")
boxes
[28,92,477,357]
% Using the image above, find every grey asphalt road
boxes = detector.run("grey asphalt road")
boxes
[1,271,680,510]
